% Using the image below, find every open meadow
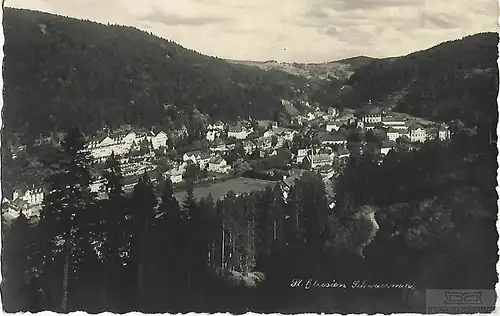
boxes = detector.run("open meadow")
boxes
[174,177,276,202]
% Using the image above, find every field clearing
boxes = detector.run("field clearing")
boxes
[174,177,276,202]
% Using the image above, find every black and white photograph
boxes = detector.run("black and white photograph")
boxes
[1,0,498,313]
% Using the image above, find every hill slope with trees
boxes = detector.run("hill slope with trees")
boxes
[3,8,497,141]
[3,8,309,141]
[336,32,498,128]
[227,56,376,82]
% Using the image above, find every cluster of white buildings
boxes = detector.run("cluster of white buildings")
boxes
[354,103,451,143]
[294,107,339,126]
[385,124,451,142]
[321,103,451,144]
[227,125,254,140]
[2,187,45,220]
[286,102,452,176]
[85,130,168,160]
[206,121,225,142]
[182,150,232,174]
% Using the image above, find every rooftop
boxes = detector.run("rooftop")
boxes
[228,126,245,132]
[320,132,348,142]
[365,122,385,128]
[336,147,350,155]
[282,173,302,187]
[382,116,407,123]
[211,138,226,146]
[311,154,332,161]
[386,127,408,133]
[381,140,396,148]
[355,105,383,116]
[326,120,345,125]
[408,123,425,130]
[209,157,225,164]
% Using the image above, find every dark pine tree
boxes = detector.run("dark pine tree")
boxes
[38,127,96,312]
[156,176,187,309]
[127,172,158,310]
[183,181,209,292]
[98,153,127,310]
[1,214,38,312]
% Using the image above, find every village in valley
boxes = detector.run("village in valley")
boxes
[2,99,451,223]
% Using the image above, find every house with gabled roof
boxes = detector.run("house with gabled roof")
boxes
[257,120,278,130]
[355,101,383,123]
[206,130,221,142]
[320,132,348,146]
[210,138,229,153]
[182,151,211,168]
[256,136,273,150]
[408,123,427,143]
[300,153,332,170]
[325,120,345,132]
[147,131,168,149]
[379,141,395,155]
[386,127,410,142]
[263,130,275,138]
[382,116,407,129]
[317,165,336,181]
[335,147,351,159]
[296,148,314,163]
[84,130,142,160]
[208,121,226,131]
[365,122,385,131]
[269,127,297,142]
[164,166,185,184]
[3,187,43,219]
[208,156,231,173]
[197,152,212,169]
[242,140,256,154]
[438,124,451,141]
[12,187,44,206]
[5,198,28,219]
[279,171,304,200]
[228,125,252,140]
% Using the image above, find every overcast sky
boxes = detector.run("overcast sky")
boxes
[6,0,499,63]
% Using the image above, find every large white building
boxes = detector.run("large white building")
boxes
[438,125,451,141]
[408,124,427,143]
[165,167,185,184]
[228,126,253,139]
[4,187,45,219]
[206,130,221,142]
[320,132,348,147]
[207,156,231,173]
[382,116,407,129]
[207,121,226,131]
[12,187,44,206]
[148,131,169,150]
[325,121,344,132]
[242,140,256,154]
[303,154,333,169]
[355,103,383,124]
[183,151,212,169]
[386,128,410,142]
[85,130,168,159]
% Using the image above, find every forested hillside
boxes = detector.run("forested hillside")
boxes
[3,8,308,140]
[3,8,497,142]
[337,32,498,128]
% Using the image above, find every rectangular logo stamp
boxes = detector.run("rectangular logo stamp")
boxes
[426,289,496,314]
